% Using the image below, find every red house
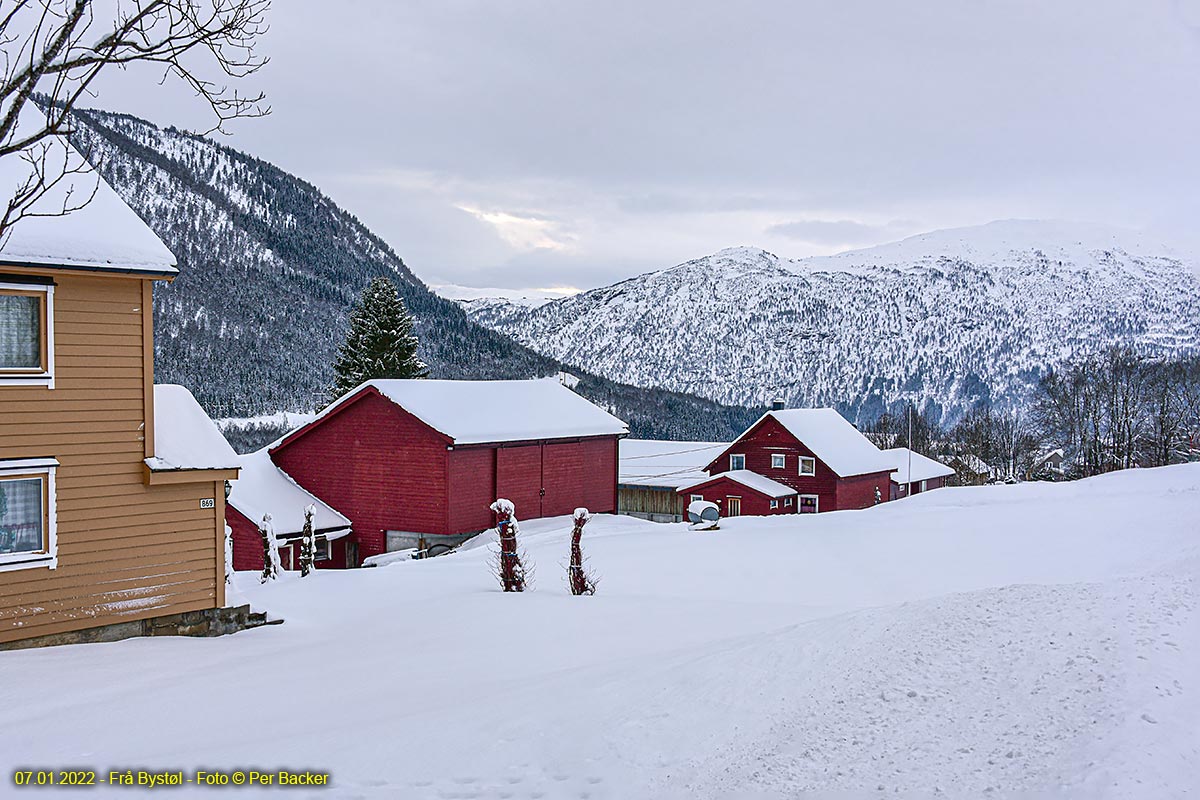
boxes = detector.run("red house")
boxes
[226,448,354,570]
[269,379,628,562]
[678,470,797,517]
[682,408,894,516]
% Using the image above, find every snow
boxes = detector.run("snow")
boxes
[765,408,896,477]
[618,438,730,488]
[3,465,1199,798]
[883,446,957,484]
[0,105,177,274]
[145,385,239,472]
[226,448,351,537]
[680,468,796,498]
[431,283,577,307]
[320,378,628,445]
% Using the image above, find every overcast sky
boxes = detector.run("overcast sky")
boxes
[97,0,1200,291]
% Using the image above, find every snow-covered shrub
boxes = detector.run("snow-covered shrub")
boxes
[259,514,282,583]
[489,498,530,592]
[568,507,597,596]
[299,504,316,577]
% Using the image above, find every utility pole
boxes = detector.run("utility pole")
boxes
[907,403,913,496]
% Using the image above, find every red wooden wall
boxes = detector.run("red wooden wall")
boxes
[706,416,841,513]
[834,471,890,511]
[272,391,451,559]
[681,476,796,517]
[225,505,350,571]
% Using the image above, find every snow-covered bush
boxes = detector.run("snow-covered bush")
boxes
[299,504,316,577]
[568,507,597,596]
[259,514,282,583]
[489,498,530,592]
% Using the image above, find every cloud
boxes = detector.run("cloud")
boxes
[764,218,917,247]
[454,205,575,252]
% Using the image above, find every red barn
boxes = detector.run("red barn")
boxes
[689,408,894,514]
[269,379,628,562]
[226,448,354,570]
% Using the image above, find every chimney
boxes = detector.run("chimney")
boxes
[770,399,786,411]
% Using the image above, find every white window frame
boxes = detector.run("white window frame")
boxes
[799,494,820,513]
[784,497,793,507]
[729,454,746,471]
[798,456,816,476]
[0,458,58,572]
[770,453,786,469]
[689,494,703,503]
[0,281,55,389]
[769,499,778,509]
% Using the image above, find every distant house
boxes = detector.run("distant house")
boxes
[226,448,353,570]
[269,379,628,560]
[882,447,956,500]
[618,439,729,522]
[946,453,994,485]
[1027,448,1065,480]
[682,408,895,516]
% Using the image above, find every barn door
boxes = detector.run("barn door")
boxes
[726,496,741,517]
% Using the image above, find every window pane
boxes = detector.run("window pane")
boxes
[0,478,44,555]
[0,294,41,369]
[730,455,745,470]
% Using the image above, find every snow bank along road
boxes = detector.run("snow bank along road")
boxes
[2,465,1198,799]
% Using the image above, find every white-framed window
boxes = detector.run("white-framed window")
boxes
[0,458,58,572]
[0,280,55,388]
[771,453,786,469]
[769,499,778,509]
[690,494,703,503]
[799,494,819,513]
[798,456,816,476]
[729,454,746,471]
[784,497,793,507]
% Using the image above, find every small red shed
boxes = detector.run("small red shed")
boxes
[701,408,894,514]
[269,379,628,561]
[678,470,797,517]
[226,448,354,570]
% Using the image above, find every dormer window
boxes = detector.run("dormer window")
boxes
[0,281,54,388]
[729,454,746,471]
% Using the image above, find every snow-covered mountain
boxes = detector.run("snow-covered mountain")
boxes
[48,102,762,441]
[461,221,1200,423]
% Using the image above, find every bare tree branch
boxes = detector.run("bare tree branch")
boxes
[0,0,269,241]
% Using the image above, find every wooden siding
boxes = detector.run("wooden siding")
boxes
[706,416,841,512]
[271,391,452,557]
[447,447,496,534]
[543,438,617,517]
[834,471,890,511]
[679,475,795,517]
[618,485,684,518]
[0,272,227,645]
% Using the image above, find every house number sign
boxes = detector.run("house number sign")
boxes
[199,498,216,509]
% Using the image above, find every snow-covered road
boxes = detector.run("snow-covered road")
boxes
[2,465,1198,799]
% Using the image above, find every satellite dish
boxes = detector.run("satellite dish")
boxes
[687,500,720,530]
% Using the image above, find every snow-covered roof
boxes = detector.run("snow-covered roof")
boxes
[950,453,994,476]
[312,378,628,446]
[882,447,956,484]
[619,439,730,488]
[146,385,239,472]
[0,105,176,274]
[227,448,351,537]
[679,469,797,499]
[757,408,895,477]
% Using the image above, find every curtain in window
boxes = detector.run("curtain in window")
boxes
[0,294,40,369]
[0,478,43,555]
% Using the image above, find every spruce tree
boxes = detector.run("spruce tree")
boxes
[330,277,427,401]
